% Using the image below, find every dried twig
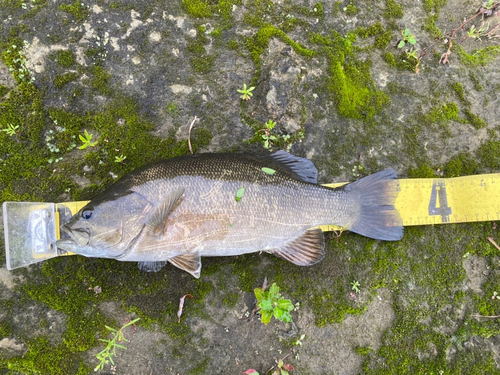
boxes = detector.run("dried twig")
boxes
[487,236,500,251]
[262,276,268,291]
[177,294,194,323]
[416,2,500,69]
[439,40,453,65]
[187,116,198,155]
[472,314,500,319]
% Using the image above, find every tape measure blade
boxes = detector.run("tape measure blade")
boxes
[446,174,500,223]
[324,174,500,227]
[396,174,500,225]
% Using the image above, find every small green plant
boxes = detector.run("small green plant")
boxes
[351,280,361,294]
[2,123,19,136]
[78,129,97,149]
[237,83,255,100]
[4,41,35,83]
[254,282,294,325]
[398,28,416,48]
[483,0,495,9]
[115,154,126,163]
[351,164,365,177]
[406,47,419,59]
[166,102,179,117]
[94,318,140,371]
[261,120,278,149]
[293,334,306,346]
[467,24,489,41]
[273,359,294,375]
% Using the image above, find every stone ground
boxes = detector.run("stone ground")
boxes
[0,0,499,374]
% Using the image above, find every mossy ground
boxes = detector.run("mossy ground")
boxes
[1,0,500,373]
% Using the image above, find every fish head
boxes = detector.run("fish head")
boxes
[57,189,152,258]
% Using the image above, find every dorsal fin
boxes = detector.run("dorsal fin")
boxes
[270,228,325,266]
[168,253,202,278]
[146,188,185,237]
[263,150,318,183]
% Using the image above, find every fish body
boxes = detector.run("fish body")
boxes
[57,151,403,277]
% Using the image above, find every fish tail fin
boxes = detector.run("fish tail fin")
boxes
[343,169,403,241]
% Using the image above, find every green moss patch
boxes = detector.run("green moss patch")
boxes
[182,0,242,29]
[382,51,419,71]
[310,31,390,120]
[59,1,89,22]
[384,0,403,19]
[54,72,79,88]
[443,153,477,177]
[458,46,500,68]
[246,24,317,78]
[477,140,500,170]
[187,25,216,74]
[54,50,76,68]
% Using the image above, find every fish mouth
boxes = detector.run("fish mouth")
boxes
[57,225,91,250]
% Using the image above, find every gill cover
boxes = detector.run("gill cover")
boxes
[57,190,152,258]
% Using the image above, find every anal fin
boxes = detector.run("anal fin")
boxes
[169,253,202,278]
[271,228,325,266]
[138,261,167,272]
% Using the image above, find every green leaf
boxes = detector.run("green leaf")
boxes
[266,120,276,130]
[269,282,280,296]
[258,299,272,311]
[408,36,416,45]
[254,288,266,302]
[262,167,276,176]
[397,40,405,48]
[280,311,292,323]
[273,307,284,320]
[277,299,294,311]
[262,167,276,175]
[235,187,245,201]
[79,133,86,142]
[404,28,410,37]
[260,310,272,325]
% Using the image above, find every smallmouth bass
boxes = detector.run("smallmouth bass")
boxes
[56,151,403,277]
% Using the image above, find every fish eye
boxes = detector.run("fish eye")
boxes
[82,209,93,220]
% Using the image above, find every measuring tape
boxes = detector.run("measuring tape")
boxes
[320,173,500,231]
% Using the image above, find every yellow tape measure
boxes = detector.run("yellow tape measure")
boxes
[56,174,500,238]
[320,173,500,231]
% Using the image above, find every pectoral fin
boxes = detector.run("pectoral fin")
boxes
[168,253,202,278]
[138,261,167,272]
[271,228,325,266]
[146,188,185,237]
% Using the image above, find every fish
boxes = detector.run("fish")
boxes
[56,151,403,278]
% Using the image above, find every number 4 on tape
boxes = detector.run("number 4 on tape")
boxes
[428,181,452,222]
